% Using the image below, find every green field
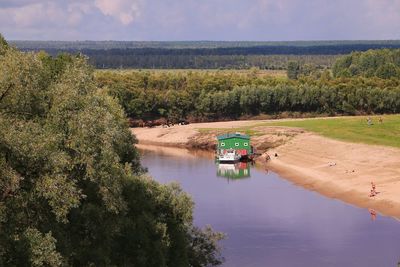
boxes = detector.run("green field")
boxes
[265,115,400,148]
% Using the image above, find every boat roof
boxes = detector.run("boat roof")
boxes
[217,133,250,141]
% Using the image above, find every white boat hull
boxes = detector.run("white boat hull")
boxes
[218,152,241,163]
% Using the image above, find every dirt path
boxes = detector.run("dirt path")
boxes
[132,120,400,219]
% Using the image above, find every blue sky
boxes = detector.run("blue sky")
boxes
[1,0,400,41]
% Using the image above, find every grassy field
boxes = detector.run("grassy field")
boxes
[265,115,400,148]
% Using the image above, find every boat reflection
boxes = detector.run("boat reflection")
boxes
[217,162,251,180]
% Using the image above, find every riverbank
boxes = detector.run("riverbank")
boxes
[132,120,400,219]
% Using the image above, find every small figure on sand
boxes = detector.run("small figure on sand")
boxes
[371,181,376,191]
[369,181,378,197]
[369,189,376,197]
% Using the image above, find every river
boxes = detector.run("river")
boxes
[140,146,400,267]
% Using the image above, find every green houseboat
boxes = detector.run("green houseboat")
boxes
[217,133,254,161]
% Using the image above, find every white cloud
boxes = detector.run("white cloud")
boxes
[12,3,46,27]
[94,0,142,25]
[0,1,88,28]
[0,0,142,29]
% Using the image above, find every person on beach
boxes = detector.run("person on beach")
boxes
[369,182,377,197]
[370,189,376,197]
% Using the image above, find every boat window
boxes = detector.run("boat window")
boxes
[235,143,239,146]
[244,142,248,146]
[221,143,225,147]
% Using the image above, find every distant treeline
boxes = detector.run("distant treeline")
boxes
[333,49,400,79]
[96,70,400,122]
[90,54,337,70]
[11,40,400,69]
[35,44,400,57]
[11,40,400,50]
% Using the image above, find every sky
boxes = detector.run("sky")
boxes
[1,0,400,41]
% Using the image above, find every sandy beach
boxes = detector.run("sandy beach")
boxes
[132,120,400,219]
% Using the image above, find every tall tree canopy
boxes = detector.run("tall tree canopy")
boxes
[0,39,223,266]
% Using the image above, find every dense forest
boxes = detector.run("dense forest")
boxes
[95,59,400,123]
[12,40,400,70]
[0,35,224,266]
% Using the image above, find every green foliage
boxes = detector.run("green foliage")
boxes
[97,70,400,122]
[287,62,324,80]
[23,228,62,267]
[376,63,399,79]
[0,34,6,46]
[188,226,225,267]
[0,39,223,266]
[97,70,288,121]
[0,33,8,55]
[287,61,300,80]
[333,49,400,79]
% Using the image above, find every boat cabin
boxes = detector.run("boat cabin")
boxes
[217,133,253,158]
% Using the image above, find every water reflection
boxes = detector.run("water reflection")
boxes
[369,209,377,221]
[217,162,251,180]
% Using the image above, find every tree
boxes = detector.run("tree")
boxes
[0,33,8,55]
[287,61,300,80]
[0,38,224,266]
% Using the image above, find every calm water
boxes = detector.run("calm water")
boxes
[140,147,400,267]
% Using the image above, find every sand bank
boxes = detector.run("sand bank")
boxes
[132,120,400,219]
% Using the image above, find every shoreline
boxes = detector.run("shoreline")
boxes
[132,121,400,219]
